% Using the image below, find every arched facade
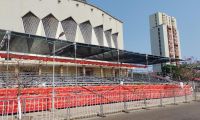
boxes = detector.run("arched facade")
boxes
[0,0,128,77]
[0,0,124,49]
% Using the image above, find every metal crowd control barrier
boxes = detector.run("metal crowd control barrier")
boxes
[193,88,200,102]
[0,86,197,120]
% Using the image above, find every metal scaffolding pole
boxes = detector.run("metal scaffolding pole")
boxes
[169,57,173,79]
[74,42,77,86]
[117,50,120,82]
[52,41,56,113]
[17,60,22,120]
[6,31,11,87]
[146,54,151,83]
[6,31,11,71]
[51,32,65,115]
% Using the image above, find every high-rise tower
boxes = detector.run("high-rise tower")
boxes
[149,12,181,72]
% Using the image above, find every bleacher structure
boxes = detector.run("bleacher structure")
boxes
[0,72,172,88]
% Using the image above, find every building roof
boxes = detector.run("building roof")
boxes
[0,29,182,66]
[74,0,87,3]
[72,0,123,23]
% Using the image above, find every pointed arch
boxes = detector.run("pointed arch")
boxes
[61,17,77,42]
[79,21,92,44]
[94,25,104,46]
[22,11,40,35]
[42,14,59,38]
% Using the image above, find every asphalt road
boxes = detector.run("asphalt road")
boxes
[85,102,200,120]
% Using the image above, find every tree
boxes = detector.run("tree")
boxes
[161,64,198,82]
[161,65,178,77]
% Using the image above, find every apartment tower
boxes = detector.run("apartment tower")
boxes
[149,12,181,72]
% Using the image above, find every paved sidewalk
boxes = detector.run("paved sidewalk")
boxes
[85,102,200,120]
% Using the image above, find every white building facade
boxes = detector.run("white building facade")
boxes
[149,12,181,72]
[0,0,124,49]
[0,0,128,77]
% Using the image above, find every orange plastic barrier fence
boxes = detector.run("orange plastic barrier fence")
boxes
[0,85,192,114]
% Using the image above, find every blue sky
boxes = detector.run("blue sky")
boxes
[89,0,200,60]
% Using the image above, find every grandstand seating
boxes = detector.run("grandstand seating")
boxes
[0,72,191,114]
[0,72,171,88]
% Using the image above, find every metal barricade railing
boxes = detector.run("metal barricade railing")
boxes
[193,88,200,102]
[69,94,100,119]
[146,90,161,108]
[21,97,51,120]
[101,93,124,114]
[126,91,145,110]
[0,87,196,120]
